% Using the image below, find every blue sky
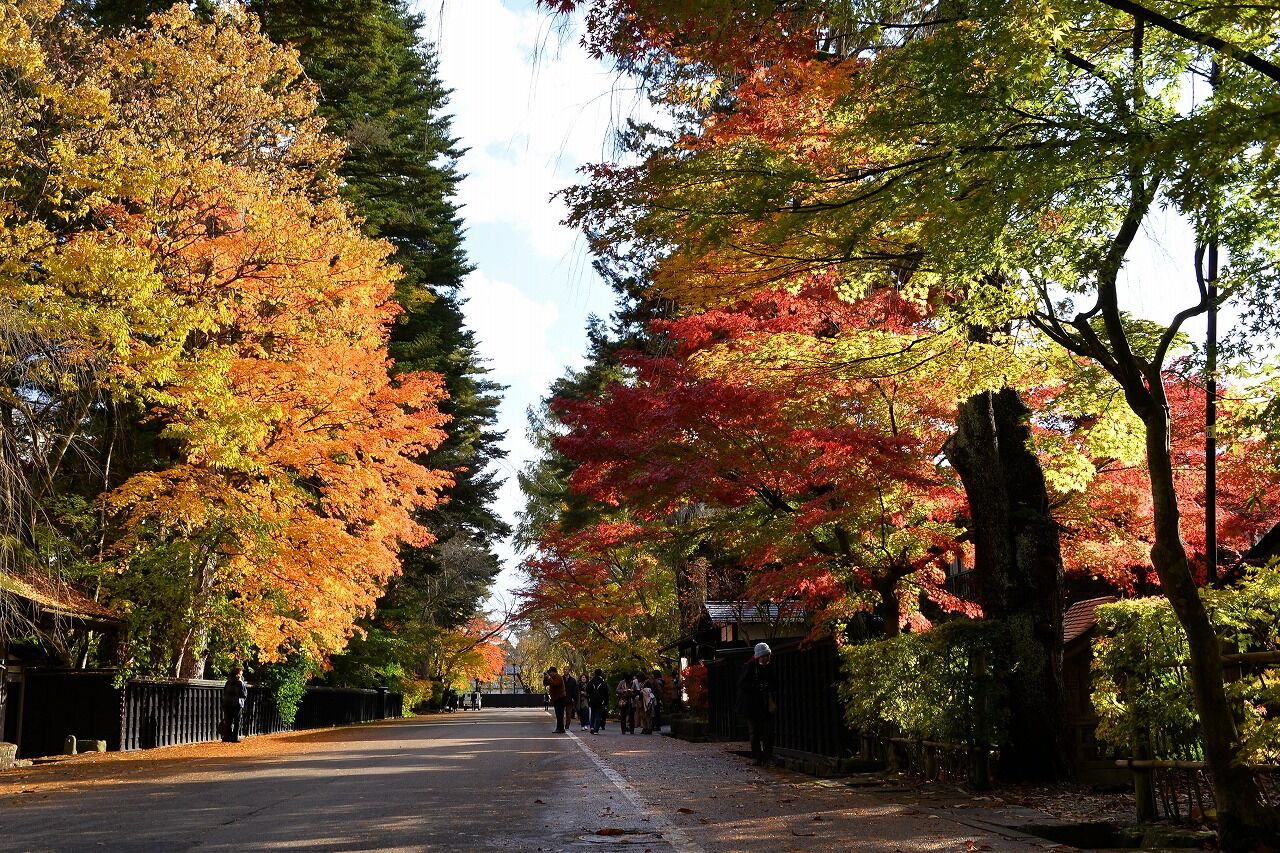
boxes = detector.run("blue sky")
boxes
[418,0,644,605]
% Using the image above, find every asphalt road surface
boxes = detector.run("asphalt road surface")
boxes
[0,709,682,853]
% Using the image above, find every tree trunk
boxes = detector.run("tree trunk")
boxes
[1139,406,1279,849]
[173,554,216,679]
[877,573,902,638]
[943,387,1068,782]
[676,553,708,636]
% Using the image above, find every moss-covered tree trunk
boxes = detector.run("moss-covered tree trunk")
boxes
[944,387,1068,782]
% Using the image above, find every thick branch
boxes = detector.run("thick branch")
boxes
[1094,0,1280,83]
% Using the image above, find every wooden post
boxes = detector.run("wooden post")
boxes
[1133,730,1158,820]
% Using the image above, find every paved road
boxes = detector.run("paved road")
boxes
[0,710,1068,853]
[0,709,677,853]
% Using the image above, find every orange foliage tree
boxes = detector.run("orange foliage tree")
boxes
[0,3,451,672]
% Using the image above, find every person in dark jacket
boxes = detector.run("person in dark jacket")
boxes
[738,643,776,765]
[564,670,580,727]
[586,669,610,734]
[544,667,567,732]
[221,666,249,743]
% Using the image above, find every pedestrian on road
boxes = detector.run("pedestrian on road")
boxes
[637,678,655,734]
[615,672,635,733]
[544,667,567,733]
[586,669,610,734]
[578,671,590,731]
[738,642,776,765]
[564,669,580,728]
[221,666,248,743]
[650,669,666,732]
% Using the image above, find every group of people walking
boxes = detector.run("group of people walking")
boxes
[542,666,670,736]
[543,667,611,734]
[541,643,776,769]
[614,670,665,734]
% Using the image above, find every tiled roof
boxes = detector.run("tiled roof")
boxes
[704,600,804,624]
[1063,596,1117,645]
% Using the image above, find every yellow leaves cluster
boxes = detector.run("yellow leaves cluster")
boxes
[3,2,451,663]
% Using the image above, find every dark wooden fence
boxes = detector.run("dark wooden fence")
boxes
[120,679,290,750]
[707,649,750,741]
[11,670,403,758]
[706,641,855,761]
[11,670,121,758]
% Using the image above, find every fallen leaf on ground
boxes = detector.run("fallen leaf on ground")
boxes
[676,807,694,814]
[596,828,626,836]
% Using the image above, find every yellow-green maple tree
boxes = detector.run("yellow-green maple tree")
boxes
[0,2,452,670]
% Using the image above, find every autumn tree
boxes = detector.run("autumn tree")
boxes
[553,284,981,634]
[544,0,1280,840]
[0,2,454,673]
[251,0,509,694]
[515,301,684,671]
[63,0,507,683]
[519,520,679,670]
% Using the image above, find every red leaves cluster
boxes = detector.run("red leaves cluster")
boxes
[539,282,970,633]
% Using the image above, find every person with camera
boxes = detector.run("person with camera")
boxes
[543,666,568,733]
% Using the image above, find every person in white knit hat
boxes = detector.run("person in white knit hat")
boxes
[737,642,776,765]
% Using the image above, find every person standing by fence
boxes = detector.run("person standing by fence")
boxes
[738,643,776,765]
[221,667,248,743]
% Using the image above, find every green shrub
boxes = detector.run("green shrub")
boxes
[255,653,317,729]
[1092,565,1280,763]
[839,620,1010,747]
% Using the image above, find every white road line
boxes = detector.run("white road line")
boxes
[566,730,706,853]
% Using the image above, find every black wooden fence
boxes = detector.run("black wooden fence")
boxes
[706,640,856,761]
[10,670,403,758]
[11,670,121,758]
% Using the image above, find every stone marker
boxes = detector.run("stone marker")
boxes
[63,735,77,756]
[0,742,16,769]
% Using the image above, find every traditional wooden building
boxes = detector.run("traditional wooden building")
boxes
[1,571,121,751]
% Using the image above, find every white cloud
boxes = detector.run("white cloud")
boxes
[459,269,563,390]
[411,1,645,604]
[420,0,641,259]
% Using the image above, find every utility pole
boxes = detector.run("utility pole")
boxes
[1203,59,1220,584]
